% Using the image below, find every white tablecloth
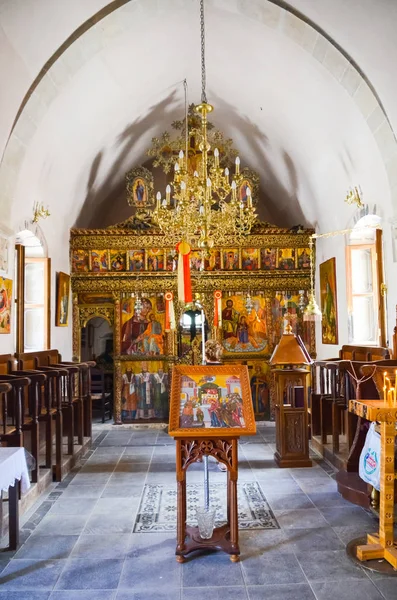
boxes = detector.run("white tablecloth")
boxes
[0,447,31,494]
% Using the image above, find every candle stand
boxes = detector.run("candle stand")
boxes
[348,398,397,568]
[175,437,240,562]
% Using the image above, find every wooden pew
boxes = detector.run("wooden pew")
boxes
[0,375,35,480]
[311,346,391,469]
[334,359,397,508]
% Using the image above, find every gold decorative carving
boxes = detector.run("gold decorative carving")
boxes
[72,293,80,361]
[114,359,122,425]
[78,306,114,328]
[180,439,233,470]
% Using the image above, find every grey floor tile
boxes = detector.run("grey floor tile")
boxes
[0,559,66,589]
[259,480,302,495]
[61,485,106,498]
[101,485,144,498]
[117,590,181,600]
[312,579,385,599]
[108,473,146,485]
[0,593,51,600]
[307,492,352,508]
[183,586,248,600]
[115,463,150,473]
[267,493,314,510]
[247,583,316,600]
[50,592,115,600]
[373,578,397,600]
[182,553,244,587]
[93,497,141,513]
[72,534,131,558]
[239,529,294,556]
[49,498,96,515]
[283,527,344,552]
[119,556,181,590]
[274,508,329,529]
[70,473,112,485]
[34,514,89,536]
[332,526,371,545]
[320,506,376,528]
[15,535,79,559]
[298,549,368,582]
[241,553,306,585]
[83,511,134,534]
[56,558,124,590]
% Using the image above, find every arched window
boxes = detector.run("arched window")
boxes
[346,215,386,346]
[15,228,50,352]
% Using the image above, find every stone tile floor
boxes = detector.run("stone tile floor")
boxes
[0,423,396,600]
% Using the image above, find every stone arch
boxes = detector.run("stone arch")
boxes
[1,0,396,223]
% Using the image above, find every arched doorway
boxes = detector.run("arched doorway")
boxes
[80,316,113,365]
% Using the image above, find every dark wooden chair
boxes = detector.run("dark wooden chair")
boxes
[90,368,112,423]
[36,365,76,457]
[0,375,36,480]
[49,363,83,448]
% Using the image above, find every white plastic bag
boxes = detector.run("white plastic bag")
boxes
[358,422,381,491]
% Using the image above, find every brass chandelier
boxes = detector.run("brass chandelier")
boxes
[152,0,257,249]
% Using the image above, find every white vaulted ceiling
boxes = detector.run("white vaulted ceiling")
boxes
[0,0,397,234]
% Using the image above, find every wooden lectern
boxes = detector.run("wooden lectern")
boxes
[168,364,256,562]
[270,323,312,468]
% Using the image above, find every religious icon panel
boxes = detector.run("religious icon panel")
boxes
[190,250,204,271]
[241,248,259,271]
[204,249,221,271]
[120,359,169,422]
[320,257,338,344]
[128,249,145,272]
[222,248,239,270]
[72,249,89,272]
[147,249,164,271]
[297,247,311,269]
[0,276,12,334]
[90,250,108,272]
[260,248,277,270]
[121,294,165,356]
[168,365,256,437]
[221,295,268,354]
[278,248,295,270]
[110,250,127,271]
[165,250,178,271]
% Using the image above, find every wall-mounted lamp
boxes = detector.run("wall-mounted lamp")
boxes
[345,186,363,208]
[32,202,50,223]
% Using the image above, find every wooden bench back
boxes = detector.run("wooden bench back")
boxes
[338,345,390,361]
[16,349,61,370]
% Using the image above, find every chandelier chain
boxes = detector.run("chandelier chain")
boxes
[200,0,207,103]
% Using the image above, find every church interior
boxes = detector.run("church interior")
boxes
[0,0,396,598]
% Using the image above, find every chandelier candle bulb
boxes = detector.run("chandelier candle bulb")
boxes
[156,192,161,210]
[235,156,240,175]
[194,171,199,178]
[174,162,180,172]
[166,185,171,204]
[214,147,219,167]
[231,180,237,200]
[246,187,252,207]
[224,167,229,182]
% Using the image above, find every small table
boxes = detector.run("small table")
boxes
[0,447,31,549]
[348,399,397,568]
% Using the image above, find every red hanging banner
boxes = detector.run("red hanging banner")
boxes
[176,241,192,304]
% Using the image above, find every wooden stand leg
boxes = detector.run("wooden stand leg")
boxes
[355,419,397,568]
[8,481,19,550]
